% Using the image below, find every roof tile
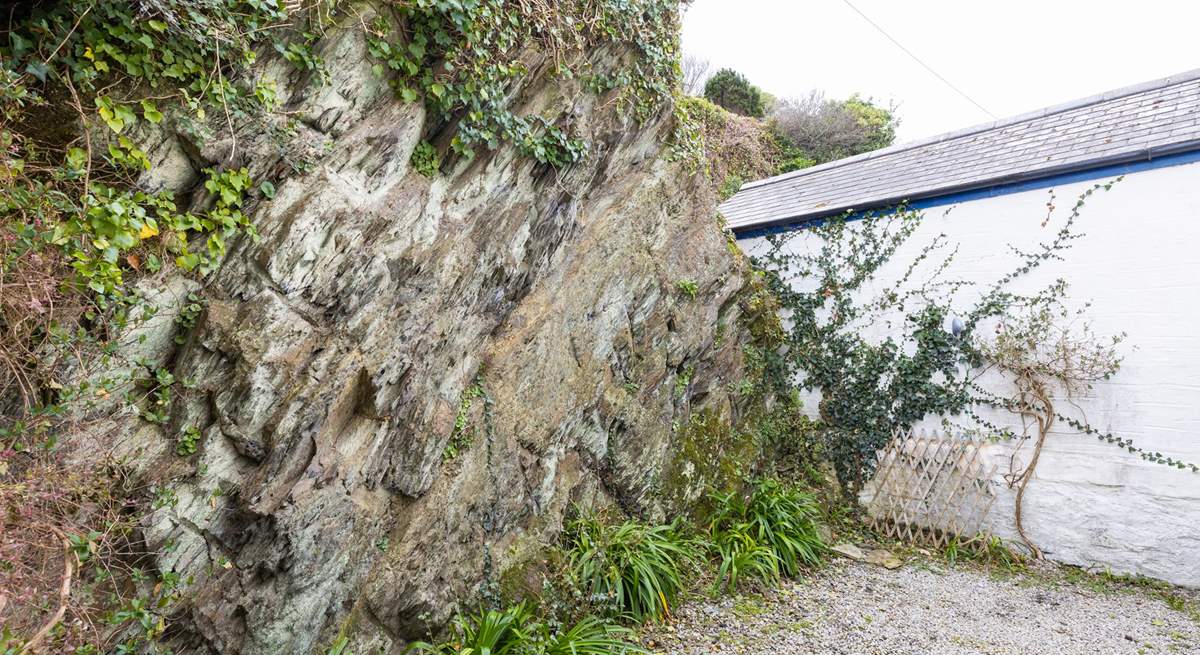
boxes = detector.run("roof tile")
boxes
[723,70,1200,231]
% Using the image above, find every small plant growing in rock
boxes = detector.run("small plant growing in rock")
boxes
[675,278,699,300]
[176,425,202,457]
[173,294,205,344]
[444,378,485,462]
[673,365,694,398]
[410,141,441,178]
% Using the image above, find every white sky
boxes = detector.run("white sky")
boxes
[682,0,1200,143]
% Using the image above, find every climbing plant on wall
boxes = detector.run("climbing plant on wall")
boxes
[755,181,1198,512]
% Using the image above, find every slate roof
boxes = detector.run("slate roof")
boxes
[722,69,1200,233]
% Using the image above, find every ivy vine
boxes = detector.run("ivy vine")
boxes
[365,0,684,167]
[756,181,1198,495]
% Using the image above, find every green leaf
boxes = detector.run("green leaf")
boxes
[176,253,200,271]
[24,61,48,82]
[141,100,163,124]
[259,181,276,199]
[66,148,88,172]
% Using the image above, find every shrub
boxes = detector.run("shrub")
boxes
[405,603,646,654]
[564,514,696,622]
[769,91,898,167]
[703,68,765,118]
[707,479,825,590]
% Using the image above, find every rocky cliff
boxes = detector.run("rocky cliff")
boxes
[87,7,769,653]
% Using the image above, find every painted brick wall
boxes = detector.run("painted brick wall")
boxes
[739,160,1200,587]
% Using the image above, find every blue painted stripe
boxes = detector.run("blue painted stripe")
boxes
[733,148,1200,240]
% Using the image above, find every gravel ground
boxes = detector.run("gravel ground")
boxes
[643,558,1200,654]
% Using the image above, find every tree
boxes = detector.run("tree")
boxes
[703,68,765,118]
[769,91,898,170]
[681,55,711,96]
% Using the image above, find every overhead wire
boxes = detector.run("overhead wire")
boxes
[840,0,998,120]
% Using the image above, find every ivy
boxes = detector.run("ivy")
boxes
[756,183,1196,490]
[0,2,296,650]
[366,0,683,166]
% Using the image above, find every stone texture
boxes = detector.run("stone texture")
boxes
[97,9,764,655]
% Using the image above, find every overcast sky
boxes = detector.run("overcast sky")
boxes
[682,0,1200,143]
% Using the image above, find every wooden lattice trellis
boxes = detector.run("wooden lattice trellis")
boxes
[863,428,998,548]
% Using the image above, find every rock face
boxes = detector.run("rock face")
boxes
[111,10,763,654]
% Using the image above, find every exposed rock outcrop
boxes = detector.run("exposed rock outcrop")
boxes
[97,8,767,654]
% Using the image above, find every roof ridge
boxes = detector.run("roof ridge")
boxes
[737,67,1200,194]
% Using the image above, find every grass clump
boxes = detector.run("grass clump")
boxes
[707,478,825,591]
[564,514,697,622]
[942,533,1026,572]
[406,603,646,654]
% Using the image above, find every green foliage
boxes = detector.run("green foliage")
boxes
[444,376,486,462]
[675,278,698,300]
[411,141,441,177]
[564,514,696,622]
[756,181,1194,493]
[325,635,351,655]
[666,96,781,201]
[717,174,745,201]
[0,3,295,649]
[2,1,285,118]
[367,0,683,167]
[943,533,1025,572]
[706,479,824,590]
[406,603,646,655]
[703,69,765,118]
[842,94,897,153]
[176,425,202,456]
[769,92,898,170]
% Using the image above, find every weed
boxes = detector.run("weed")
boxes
[939,532,1025,574]
[675,279,699,300]
[176,425,202,456]
[411,141,441,178]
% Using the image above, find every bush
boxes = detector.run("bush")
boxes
[707,479,825,590]
[769,91,897,167]
[673,97,781,199]
[703,68,765,118]
[564,514,696,622]
[405,603,646,654]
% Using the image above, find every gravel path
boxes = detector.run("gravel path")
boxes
[644,559,1200,654]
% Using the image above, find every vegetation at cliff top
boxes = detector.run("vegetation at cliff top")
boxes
[683,63,899,200]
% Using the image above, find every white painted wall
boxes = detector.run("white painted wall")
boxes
[739,161,1200,587]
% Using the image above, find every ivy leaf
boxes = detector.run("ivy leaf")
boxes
[176,253,200,271]
[259,181,276,199]
[24,61,48,82]
[96,97,136,134]
[66,148,88,172]
[141,100,164,124]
